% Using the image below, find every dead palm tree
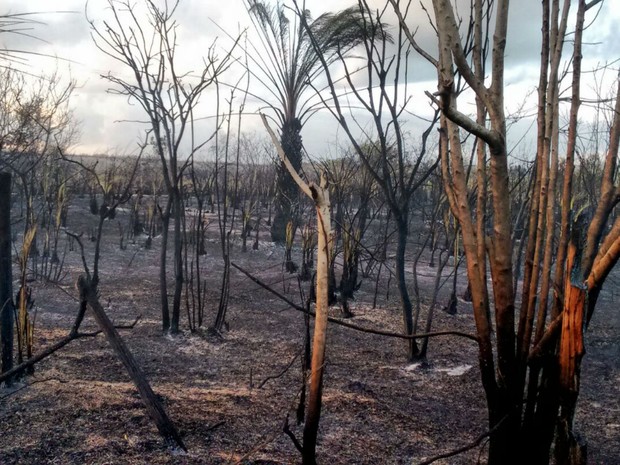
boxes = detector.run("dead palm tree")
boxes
[245,0,384,243]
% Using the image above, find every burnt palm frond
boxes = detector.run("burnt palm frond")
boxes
[0,12,44,65]
[245,0,388,127]
[0,11,79,69]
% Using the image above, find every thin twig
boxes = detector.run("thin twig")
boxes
[229,429,282,465]
[258,352,301,389]
[0,377,61,400]
[283,415,304,453]
[205,420,226,433]
[416,415,509,465]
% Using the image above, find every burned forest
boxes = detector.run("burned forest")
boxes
[1,1,620,464]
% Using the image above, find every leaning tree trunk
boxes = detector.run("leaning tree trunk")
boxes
[0,172,14,383]
[262,114,332,465]
[302,176,331,465]
[78,276,186,451]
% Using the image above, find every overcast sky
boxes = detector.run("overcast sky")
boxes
[2,0,619,159]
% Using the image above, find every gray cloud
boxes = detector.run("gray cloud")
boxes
[42,10,90,47]
[3,0,617,157]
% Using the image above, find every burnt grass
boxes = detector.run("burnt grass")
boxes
[1,199,619,464]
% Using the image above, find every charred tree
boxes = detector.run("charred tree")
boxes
[263,114,332,465]
[0,172,14,383]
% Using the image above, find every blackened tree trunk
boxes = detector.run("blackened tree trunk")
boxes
[271,118,303,243]
[90,1,236,335]
[339,226,360,317]
[159,199,171,332]
[171,186,183,334]
[296,4,440,361]
[79,277,186,451]
[0,173,14,382]
[395,216,419,360]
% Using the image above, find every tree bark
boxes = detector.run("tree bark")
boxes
[0,172,15,383]
[302,178,331,465]
[430,1,518,462]
[159,199,172,332]
[582,75,620,277]
[171,187,183,333]
[262,113,330,465]
[395,217,419,360]
[271,119,303,243]
[555,240,587,465]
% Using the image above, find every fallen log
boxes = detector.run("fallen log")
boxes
[78,277,186,451]
[0,301,140,385]
[0,300,88,385]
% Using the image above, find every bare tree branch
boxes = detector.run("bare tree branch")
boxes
[231,262,479,343]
